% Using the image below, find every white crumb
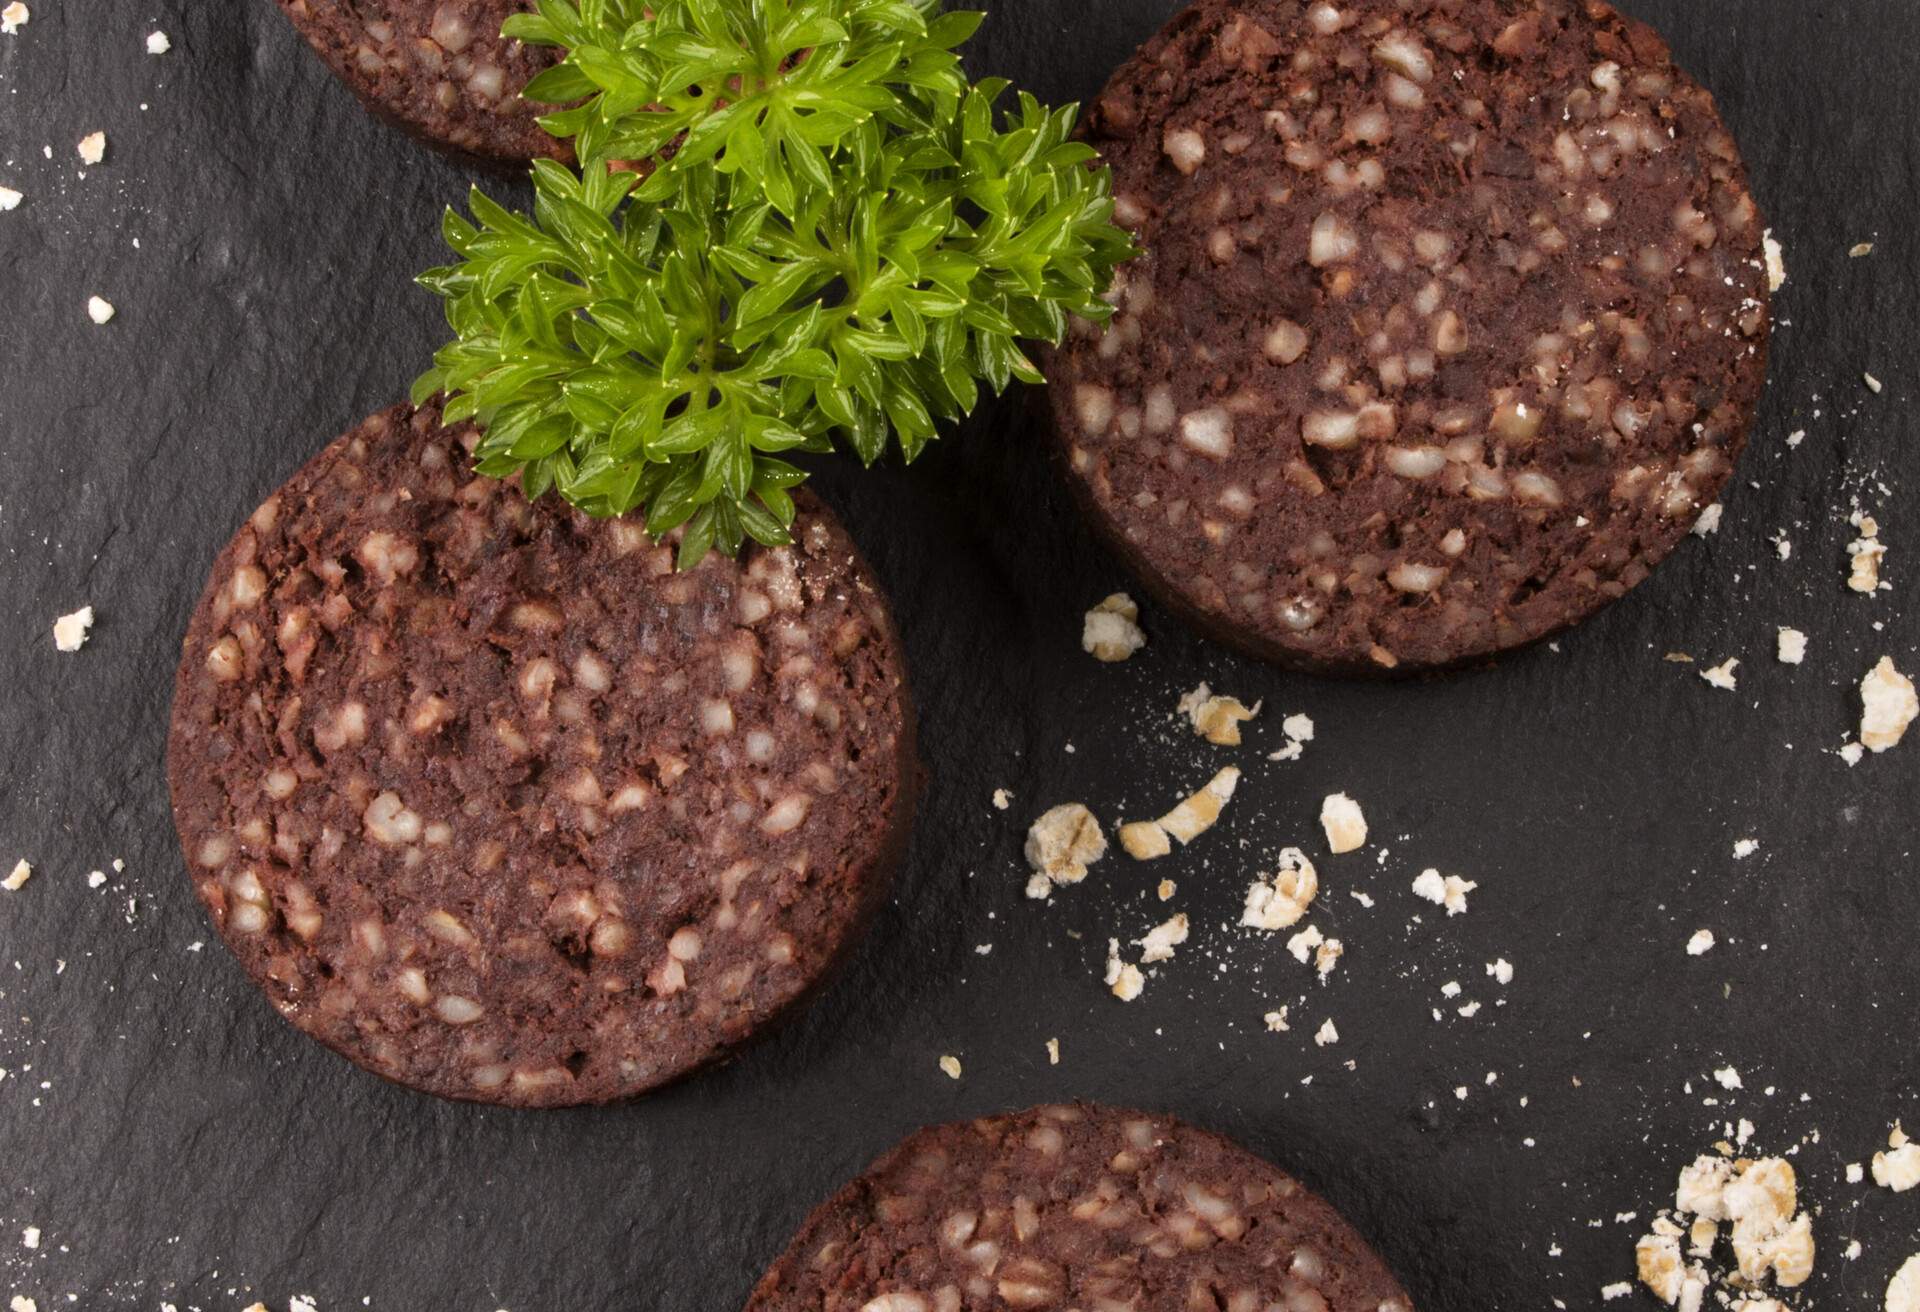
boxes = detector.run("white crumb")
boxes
[2,859,30,891]
[1411,868,1475,915]
[1692,503,1723,536]
[87,870,107,890]
[1319,792,1367,853]
[1045,1038,1059,1065]
[1713,1066,1742,1090]
[1135,913,1189,964]
[1104,939,1144,1002]
[1487,958,1514,985]
[1264,1008,1290,1033]
[1888,1254,1920,1312]
[20,1227,38,1250]
[1860,657,1917,752]
[991,788,1011,811]
[1312,1018,1338,1047]
[87,295,116,324]
[1699,657,1739,690]
[77,130,106,165]
[1873,1143,1920,1192]
[1732,838,1759,859]
[1686,929,1715,956]
[53,605,96,651]
[1775,628,1806,664]
[0,2,26,34]
[1762,230,1787,291]
[1865,372,1883,394]
[146,29,171,53]
[938,1054,962,1080]
[1024,803,1107,897]
[1082,592,1145,661]
[0,185,20,211]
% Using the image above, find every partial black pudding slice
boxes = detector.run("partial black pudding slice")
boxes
[746,1103,1416,1312]
[274,0,564,161]
[1048,0,1770,674]
[167,400,916,1106]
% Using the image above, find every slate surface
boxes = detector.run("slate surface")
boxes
[0,1,1916,1309]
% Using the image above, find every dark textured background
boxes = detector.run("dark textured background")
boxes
[1,1,1916,1309]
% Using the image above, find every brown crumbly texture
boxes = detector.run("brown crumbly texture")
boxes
[274,0,565,161]
[166,401,916,1106]
[746,1103,1414,1311]
[1048,0,1770,674]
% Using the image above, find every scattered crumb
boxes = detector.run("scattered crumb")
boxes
[1732,838,1759,860]
[1848,1163,1866,1184]
[0,185,20,211]
[1411,868,1476,915]
[1849,514,1887,593]
[938,1054,962,1080]
[1851,241,1875,257]
[1156,878,1175,901]
[1267,712,1316,761]
[87,870,107,890]
[146,29,170,53]
[1136,913,1189,964]
[12,1298,39,1312]
[290,1299,318,1312]
[87,295,116,324]
[1686,929,1715,956]
[1889,1254,1920,1312]
[1641,1153,1814,1305]
[1312,937,1343,980]
[54,604,96,651]
[1786,429,1805,447]
[1124,767,1241,857]
[1713,1066,1742,1091]
[1692,503,1723,536]
[1319,792,1367,854]
[1286,924,1323,966]
[77,130,107,165]
[1045,1038,1059,1065]
[1600,1282,1632,1300]
[1313,1018,1338,1047]
[1487,958,1514,985]
[1241,848,1318,930]
[1775,628,1806,665]
[20,1227,38,1250]
[2,859,30,892]
[1873,1137,1920,1192]
[1082,592,1145,661]
[1865,372,1883,395]
[1178,682,1260,746]
[1860,657,1917,752]
[1762,230,1787,291]
[1840,742,1866,767]
[1104,938,1144,1002]
[1699,658,1739,691]
[1264,1008,1290,1033]
[1024,803,1107,898]
[991,788,1011,811]
[0,2,26,34]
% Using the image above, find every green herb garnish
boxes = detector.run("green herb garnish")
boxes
[413,0,1133,565]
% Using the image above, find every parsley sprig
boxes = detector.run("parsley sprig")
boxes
[413,0,1132,564]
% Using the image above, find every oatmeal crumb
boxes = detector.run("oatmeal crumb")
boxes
[0,2,26,34]
[1699,658,1739,691]
[1851,241,1875,257]
[1024,803,1107,896]
[938,1054,962,1080]
[1264,1007,1290,1033]
[1888,1254,1920,1312]
[1178,682,1260,745]
[1873,1141,1920,1192]
[991,788,1011,811]
[1313,1018,1338,1047]
[1411,867,1475,915]
[1860,657,1917,752]
[1762,231,1787,291]
[1045,1038,1059,1065]
[1082,592,1145,661]
[2,859,30,892]
[1849,516,1887,593]
[1156,878,1175,901]
[1104,938,1144,1002]
[1118,820,1172,860]
[1319,792,1367,853]
[1241,848,1318,930]
[1154,766,1241,846]
[1135,912,1189,964]
[53,605,95,651]
[77,130,106,165]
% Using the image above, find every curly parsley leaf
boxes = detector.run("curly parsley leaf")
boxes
[416,0,1133,565]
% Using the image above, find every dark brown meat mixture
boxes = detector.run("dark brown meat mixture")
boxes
[1049,0,1769,673]
[276,0,565,160]
[167,401,915,1105]
[747,1104,1414,1312]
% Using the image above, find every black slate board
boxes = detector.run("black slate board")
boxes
[1,2,1916,1309]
